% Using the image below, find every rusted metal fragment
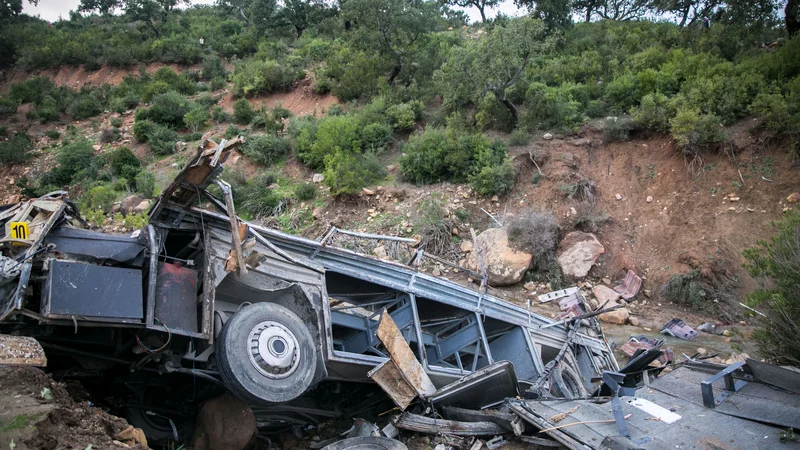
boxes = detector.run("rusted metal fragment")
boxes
[393,411,505,436]
[376,310,436,396]
[217,180,247,275]
[430,361,518,410]
[0,334,47,366]
[367,359,418,411]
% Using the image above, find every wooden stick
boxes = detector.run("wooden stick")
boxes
[528,151,544,175]
[538,414,632,433]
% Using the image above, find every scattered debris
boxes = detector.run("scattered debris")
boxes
[613,269,642,300]
[661,318,698,340]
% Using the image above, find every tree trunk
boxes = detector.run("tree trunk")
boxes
[295,24,304,37]
[678,5,690,27]
[500,97,518,125]
[478,4,486,23]
[388,63,402,85]
[585,9,591,22]
[788,0,800,37]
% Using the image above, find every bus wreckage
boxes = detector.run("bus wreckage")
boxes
[0,135,623,444]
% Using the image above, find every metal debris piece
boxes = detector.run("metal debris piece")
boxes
[627,398,681,424]
[0,334,47,366]
[485,436,507,450]
[619,336,672,366]
[393,412,506,436]
[430,361,519,410]
[701,361,747,408]
[660,318,698,340]
[697,321,719,334]
[321,436,408,450]
[538,287,579,304]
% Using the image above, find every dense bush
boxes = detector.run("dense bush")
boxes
[323,149,386,195]
[242,134,292,166]
[743,209,800,365]
[293,183,317,201]
[231,59,300,97]
[400,127,515,196]
[235,173,287,218]
[233,99,255,125]
[136,91,191,129]
[147,125,178,155]
[296,115,361,169]
[39,140,98,187]
[507,210,559,269]
[0,132,33,164]
[106,146,141,182]
[669,108,726,155]
[386,101,424,131]
[603,116,633,142]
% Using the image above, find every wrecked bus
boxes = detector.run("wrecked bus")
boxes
[0,135,617,441]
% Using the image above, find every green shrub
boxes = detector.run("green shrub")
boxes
[210,77,227,91]
[45,130,61,140]
[233,98,254,125]
[386,101,423,131]
[399,128,451,184]
[34,96,60,123]
[327,103,344,116]
[231,59,299,97]
[603,116,633,142]
[40,140,98,187]
[508,129,530,146]
[632,93,674,132]
[585,99,607,118]
[361,123,393,152]
[139,91,191,129]
[524,83,583,131]
[68,94,103,120]
[297,115,361,169]
[212,106,230,123]
[184,106,210,133]
[195,94,219,109]
[135,171,156,198]
[107,146,141,181]
[293,183,317,201]
[0,133,33,164]
[110,117,123,128]
[743,209,800,365]
[133,119,156,142]
[323,149,386,196]
[235,173,287,218]
[100,128,120,143]
[224,125,243,139]
[242,134,291,166]
[148,125,178,155]
[201,56,226,81]
[0,97,17,115]
[81,183,118,212]
[469,160,515,196]
[670,108,726,156]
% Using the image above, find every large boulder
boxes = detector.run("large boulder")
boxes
[191,395,256,450]
[599,306,630,325]
[556,231,605,279]
[592,285,620,305]
[466,227,532,286]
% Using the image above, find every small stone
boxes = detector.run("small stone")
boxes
[599,308,630,325]
[615,193,623,200]
[643,327,652,332]
[787,192,800,204]
[593,285,620,304]
[312,207,323,219]
[312,173,324,183]
[451,228,459,236]
[372,245,388,259]
[268,183,280,190]
[739,320,746,326]
[460,240,473,253]
[602,277,612,285]
[93,144,102,151]
[491,195,499,202]
[628,317,640,326]
[523,281,537,291]
[722,329,732,337]
[432,267,442,277]
[362,188,375,196]
[643,289,652,298]
[727,207,736,211]
[543,133,553,140]
[696,347,708,356]
[646,196,653,203]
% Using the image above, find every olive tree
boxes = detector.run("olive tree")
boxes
[436,16,551,126]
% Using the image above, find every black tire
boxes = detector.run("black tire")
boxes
[322,437,408,450]
[216,302,317,404]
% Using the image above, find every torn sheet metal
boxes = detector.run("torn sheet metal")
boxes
[368,310,436,409]
[0,334,47,366]
[430,361,519,410]
[393,412,505,436]
[626,398,681,424]
[746,358,800,395]
[660,318,698,340]
[619,336,672,366]
[538,287,578,304]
